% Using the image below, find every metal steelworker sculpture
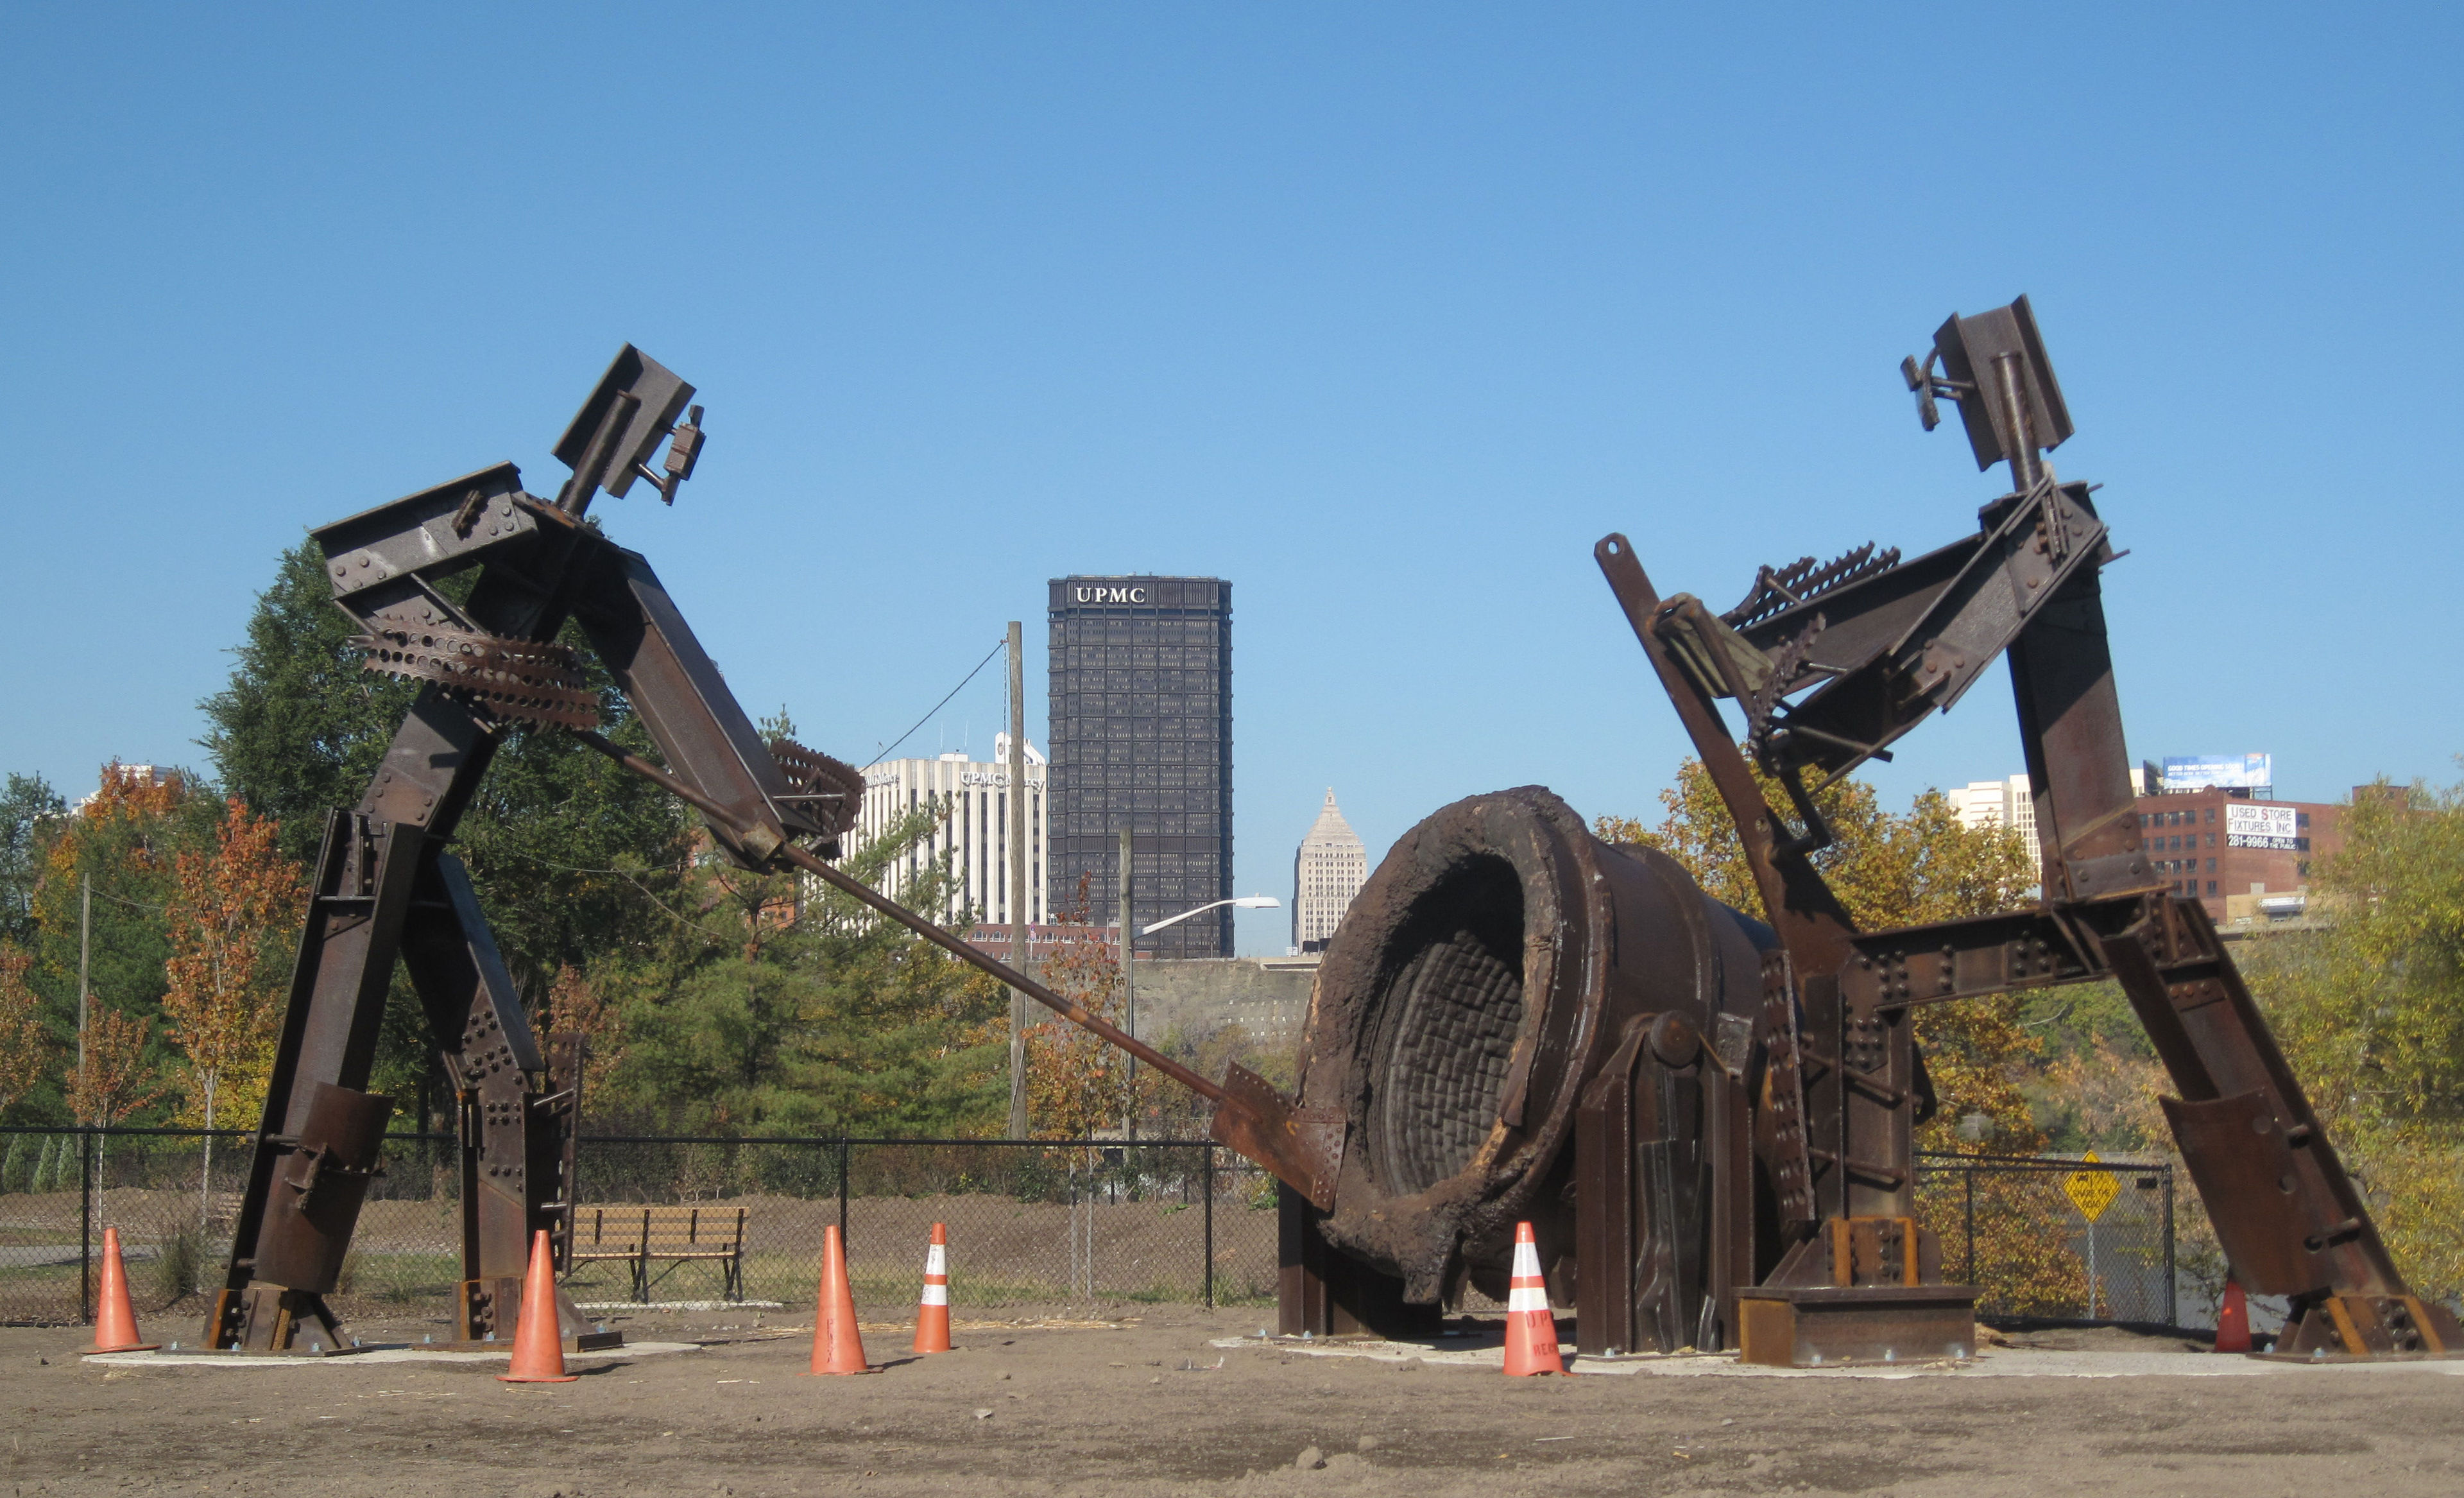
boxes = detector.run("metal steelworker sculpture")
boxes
[224,311,2452,1370]
[213,349,1338,1354]
[1274,298,2460,1366]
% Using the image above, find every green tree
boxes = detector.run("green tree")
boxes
[198,542,422,868]
[1,773,68,947]
[22,766,215,1124]
[2238,771,2464,1298]
[198,538,694,1010]
[604,800,1008,1137]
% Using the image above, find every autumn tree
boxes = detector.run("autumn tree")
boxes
[0,942,53,1118]
[1597,757,2040,1147]
[1596,759,2085,1314]
[160,797,303,1215]
[67,1006,167,1127]
[1022,874,1162,1139]
[543,964,626,1109]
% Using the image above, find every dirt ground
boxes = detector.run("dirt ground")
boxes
[5,1309,2462,1497]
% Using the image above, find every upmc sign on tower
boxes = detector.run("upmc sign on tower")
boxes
[1046,576,1235,958]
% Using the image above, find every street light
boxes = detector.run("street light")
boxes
[1117,895,1280,1139]
[1139,895,1279,936]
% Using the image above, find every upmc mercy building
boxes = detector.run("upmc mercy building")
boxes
[1047,576,1235,958]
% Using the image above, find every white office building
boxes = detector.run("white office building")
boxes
[841,734,1048,926]
[1954,773,2041,869]
[1291,788,1369,952]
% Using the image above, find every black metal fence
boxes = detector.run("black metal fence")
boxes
[2,1126,2177,1332]
[0,1126,1281,1329]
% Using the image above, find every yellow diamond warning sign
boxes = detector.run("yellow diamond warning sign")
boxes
[2064,1151,2119,1223]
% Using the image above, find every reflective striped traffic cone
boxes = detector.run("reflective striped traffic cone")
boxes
[497,1229,578,1382]
[2215,1278,2251,1354]
[809,1224,869,1374]
[1500,1221,1564,1376]
[913,1223,952,1354]
[92,1227,158,1354]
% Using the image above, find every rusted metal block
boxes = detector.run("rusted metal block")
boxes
[1736,1286,1978,1368]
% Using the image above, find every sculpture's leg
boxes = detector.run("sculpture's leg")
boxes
[207,809,425,1351]
[209,694,496,1352]
[399,851,601,1346]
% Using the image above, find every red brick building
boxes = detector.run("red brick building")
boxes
[2132,788,2340,923]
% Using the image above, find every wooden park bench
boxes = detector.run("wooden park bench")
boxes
[569,1205,748,1303]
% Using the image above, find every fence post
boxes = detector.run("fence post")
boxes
[1962,1167,1976,1288]
[1202,1144,1215,1311]
[2162,1164,2177,1330]
[836,1139,850,1248]
[79,1128,93,1324]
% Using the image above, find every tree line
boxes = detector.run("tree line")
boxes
[6,539,2460,1304]
[0,541,1263,1144]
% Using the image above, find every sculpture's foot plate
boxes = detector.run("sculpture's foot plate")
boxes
[1738,1285,1979,1368]
[427,1330,626,1354]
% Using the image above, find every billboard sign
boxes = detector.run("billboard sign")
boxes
[2162,753,2272,791]
[2226,803,2300,850]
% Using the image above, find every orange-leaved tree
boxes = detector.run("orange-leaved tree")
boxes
[160,796,302,1214]
[67,1006,166,1128]
[1023,874,1161,1140]
[543,963,627,1112]
[0,941,53,1117]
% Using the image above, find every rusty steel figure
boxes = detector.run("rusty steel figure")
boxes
[1274,297,2458,1366]
[213,348,1339,1354]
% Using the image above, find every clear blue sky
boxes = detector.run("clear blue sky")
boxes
[4,4,2458,956]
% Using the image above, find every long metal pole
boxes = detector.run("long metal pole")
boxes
[79,1126,92,1323]
[1202,1144,1215,1310]
[2163,1166,2178,1330]
[78,875,93,1277]
[1006,621,1030,1139]
[1119,828,1135,1137]
[1964,1168,1976,1286]
[569,730,1228,1105]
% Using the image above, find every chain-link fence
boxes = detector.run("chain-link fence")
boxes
[4,1127,2187,1332]
[0,1127,1282,1329]
[1915,1152,2178,1325]
[563,1135,1279,1314]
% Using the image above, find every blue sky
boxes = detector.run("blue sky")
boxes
[3,4,2458,956]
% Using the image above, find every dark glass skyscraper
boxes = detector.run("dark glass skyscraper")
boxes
[1047,576,1233,958]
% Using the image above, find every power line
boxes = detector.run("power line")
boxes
[863,639,1007,769]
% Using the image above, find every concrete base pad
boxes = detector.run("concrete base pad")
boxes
[1213,1333,2464,1380]
[85,1340,703,1369]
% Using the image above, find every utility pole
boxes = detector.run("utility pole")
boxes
[76,874,91,1121]
[78,872,93,1256]
[1118,827,1135,1137]
[1005,621,1030,1140]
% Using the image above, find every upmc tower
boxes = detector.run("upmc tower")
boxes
[1047,576,1234,958]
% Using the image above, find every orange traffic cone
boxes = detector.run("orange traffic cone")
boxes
[496,1229,578,1383]
[810,1224,869,1374]
[2215,1279,2251,1354]
[913,1223,952,1354]
[91,1227,158,1354]
[1501,1221,1564,1376]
